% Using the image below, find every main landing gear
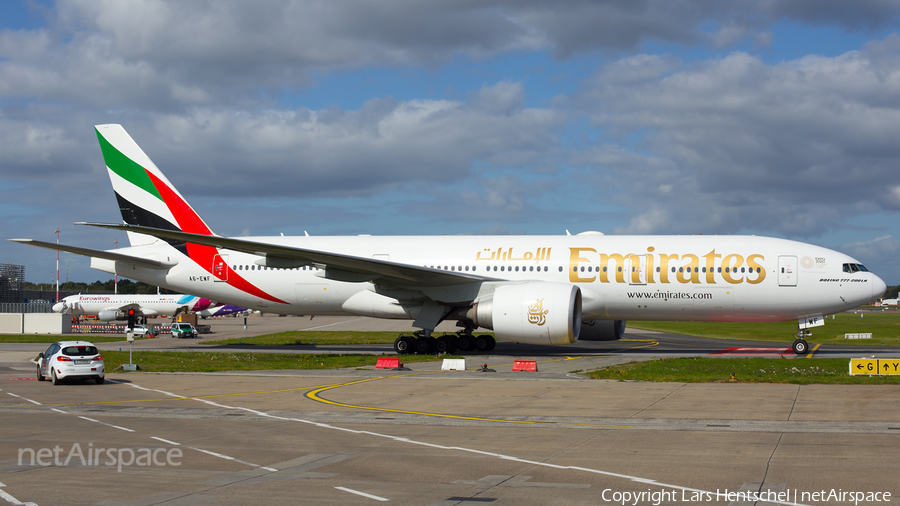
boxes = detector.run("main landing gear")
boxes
[392,330,496,355]
[792,329,811,355]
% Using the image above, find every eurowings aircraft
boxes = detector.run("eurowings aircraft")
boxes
[53,293,215,322]
[12,124,887,355]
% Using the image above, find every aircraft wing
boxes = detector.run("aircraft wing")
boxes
[78,223,494,287]
[9,239,176,269]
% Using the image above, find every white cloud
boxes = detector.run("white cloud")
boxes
[568,39,900,237]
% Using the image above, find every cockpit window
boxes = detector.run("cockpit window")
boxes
[842,263,868,273]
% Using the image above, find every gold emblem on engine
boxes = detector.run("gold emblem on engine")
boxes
[527,299,549,326]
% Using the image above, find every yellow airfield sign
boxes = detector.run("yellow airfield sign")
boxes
[849,358,900,376]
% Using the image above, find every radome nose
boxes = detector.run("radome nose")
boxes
[52,303,63,312]
[873,274,887,300]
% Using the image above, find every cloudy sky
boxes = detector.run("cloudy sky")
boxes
[2,0,900,285]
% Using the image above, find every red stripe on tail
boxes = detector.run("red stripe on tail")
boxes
[146,170,288,305]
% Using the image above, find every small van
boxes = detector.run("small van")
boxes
[171,322,197,339]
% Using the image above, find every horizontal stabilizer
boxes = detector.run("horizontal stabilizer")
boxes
[9,238,176,269]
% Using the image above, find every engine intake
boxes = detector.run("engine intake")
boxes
[468,283,582,345]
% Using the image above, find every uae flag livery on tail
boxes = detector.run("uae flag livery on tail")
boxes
[95,125,287,304]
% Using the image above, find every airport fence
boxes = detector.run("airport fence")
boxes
[0,301,53,314]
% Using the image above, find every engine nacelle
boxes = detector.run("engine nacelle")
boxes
[97,310,120,321]
[469,283,582,345]
[579,319,626,341]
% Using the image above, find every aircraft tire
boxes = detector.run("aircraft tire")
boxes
[434,335,458,355]
[413,337,433,355]
[394,336,414,355]
[475,335,494,352]
[457,335,475,352]
[792,339,809,355]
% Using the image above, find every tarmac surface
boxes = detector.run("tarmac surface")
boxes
[0,315,898,505]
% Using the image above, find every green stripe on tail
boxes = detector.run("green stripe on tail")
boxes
[95,127,163,201]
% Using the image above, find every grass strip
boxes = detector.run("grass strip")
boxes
[587,357,900,384]
[0,334,141,344]
[200,330,494,346]
[629,311,900,346]
[100,350,452,373]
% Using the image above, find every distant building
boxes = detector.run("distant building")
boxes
[0,263,25,304]
[883,299,900,306]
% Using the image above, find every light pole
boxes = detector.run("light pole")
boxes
[55,228,59,303]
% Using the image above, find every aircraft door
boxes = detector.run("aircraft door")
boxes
[778,256,797,286]
[213,254,229,282]
[626,255,647,285]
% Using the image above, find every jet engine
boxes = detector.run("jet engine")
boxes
[467,283,582,345]
[97,310,120,321]
[579,319,626,341]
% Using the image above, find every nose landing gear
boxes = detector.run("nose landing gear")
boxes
[792,329,811,355]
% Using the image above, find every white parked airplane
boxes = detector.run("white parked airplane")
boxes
[53,293,215,322]
[13,124,886,355]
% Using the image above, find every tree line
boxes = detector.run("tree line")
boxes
[24,279,177,295]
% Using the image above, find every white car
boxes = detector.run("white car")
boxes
[170,322,197,339]
[125,325,158,337]
[37,341,105,385]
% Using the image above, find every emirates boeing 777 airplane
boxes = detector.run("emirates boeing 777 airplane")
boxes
[12,125,886,355]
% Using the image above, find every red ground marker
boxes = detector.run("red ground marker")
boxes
[512,360,538,372]
[375,358,400,369]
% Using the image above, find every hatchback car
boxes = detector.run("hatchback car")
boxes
[125,325,158,337]
[37,341,105,385]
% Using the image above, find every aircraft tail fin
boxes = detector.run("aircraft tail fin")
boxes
[95,124,215,248]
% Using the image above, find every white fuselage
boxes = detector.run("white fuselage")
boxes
[53,294,211,319]
[89,234,883,324]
